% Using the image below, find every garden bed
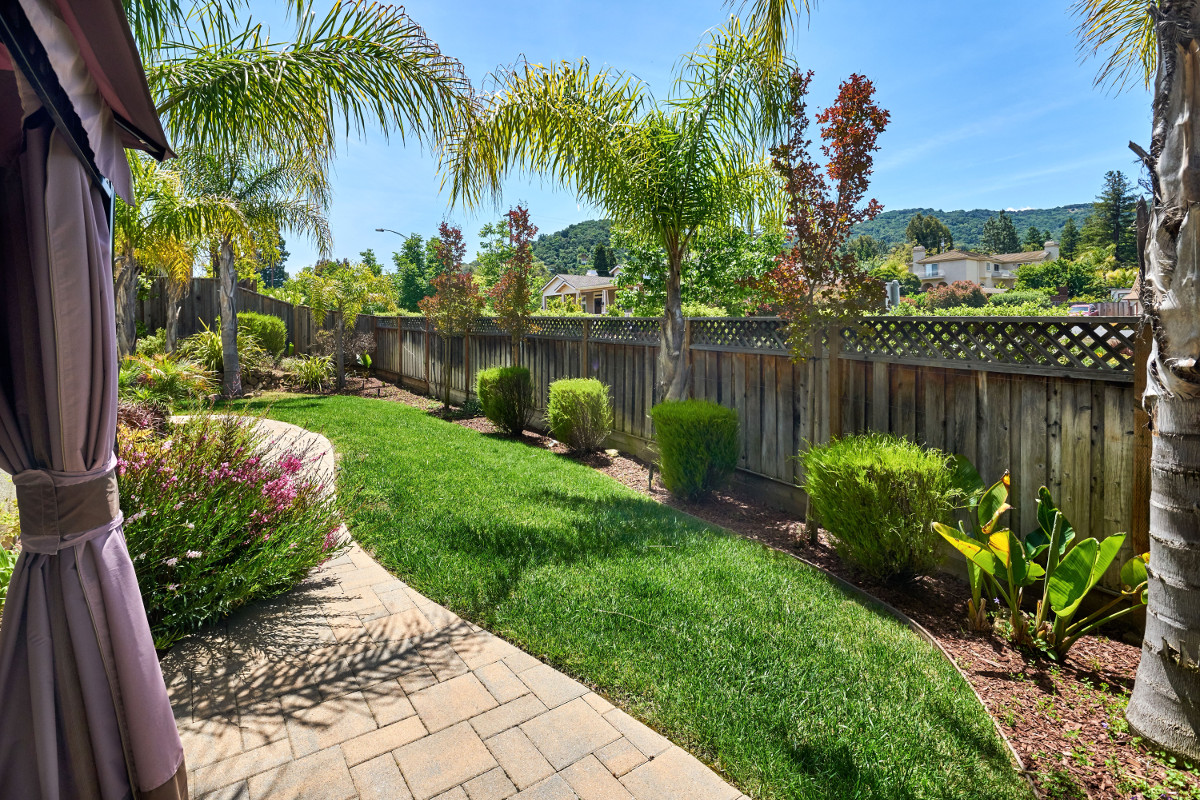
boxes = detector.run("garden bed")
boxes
[317,382,1199,800]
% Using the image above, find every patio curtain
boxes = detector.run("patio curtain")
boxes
[0,2,185,798]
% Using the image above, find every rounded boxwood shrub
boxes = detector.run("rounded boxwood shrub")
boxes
[237,312,288,357]
[801,433,956,583]
[548,378,612,452]
[650,400,739,500]
[477,366,534,436]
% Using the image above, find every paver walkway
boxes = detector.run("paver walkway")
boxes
[160,421,747,800]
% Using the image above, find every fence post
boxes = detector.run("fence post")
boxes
[683,318,693,399]
[424,318,432,392]
[464,327,472,400]
[1130,324,1153,554]
[827,326,842,439]
[581,317,591,379]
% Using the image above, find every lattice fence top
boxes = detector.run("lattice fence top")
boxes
[842,316,1138,380]
[401,317,426,331]
[527,317,586,340]
[471,318,505,336]
[376,317,398,329]
[690,317,788,353]
[591,317,661,344]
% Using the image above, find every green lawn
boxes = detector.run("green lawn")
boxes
[248,394,1030,800]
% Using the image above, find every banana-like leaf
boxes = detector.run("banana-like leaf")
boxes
[1034,487,1076,553]
[977,478,1010,534]
[949,454,984,497]
[1047,533,1125,620]
[1120,552,1149,598]
[936,522,1003,577]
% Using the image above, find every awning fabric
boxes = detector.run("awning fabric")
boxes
[0,0,186,797]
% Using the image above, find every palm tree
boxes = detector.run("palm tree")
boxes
[122,0,473,388]
[443,21,792,400]
[177,151,331,396]
[1070,0,1200,759]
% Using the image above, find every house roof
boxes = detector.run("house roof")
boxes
[916,248,1050,265]
[542,273,617,293]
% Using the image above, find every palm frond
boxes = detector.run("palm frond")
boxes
[723,0,816,64]
[148,1,472,173]
[1072,0,1158,91]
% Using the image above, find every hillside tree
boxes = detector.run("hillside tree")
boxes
[1023,226,1048,251]
[905,213,954,253]
[592,244,616,276]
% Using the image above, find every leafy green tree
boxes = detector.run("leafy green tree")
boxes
[980,211,1020,254]
[591,244,616,277]
[299,263,396,388]
[1013,255,1107,300]
[359,248,383,276]
[532,220,613,273]
[847,234,886,265]
[444,22,796,399]
[869,261,921,296]
[402,234,427,277]
[474,218,515,292]
[258,234,289,289]
[1059,217,1080,259]
[1080,170,1139,264]
[905,213,954,253]
[394,261,428,311]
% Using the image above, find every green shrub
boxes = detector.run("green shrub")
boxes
[179,320,270,379]
[477,366,534,436]
[547,378,612,452]
[802,433,956,582]
[281,355,333,393]
[135,327,167,357]
[117,412,347,648]
[650,400,739,500]
[118,354,215,409]
[238,312,288,357]
[987,289,1050,308]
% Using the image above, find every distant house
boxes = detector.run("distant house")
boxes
[541,268,621,313]
[910,241,1060,293]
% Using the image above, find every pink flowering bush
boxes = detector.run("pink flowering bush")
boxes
[117,412,347,648]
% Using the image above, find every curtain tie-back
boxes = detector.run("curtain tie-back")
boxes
[12,455,123,554]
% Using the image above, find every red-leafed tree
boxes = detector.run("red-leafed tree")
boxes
[419,222,485,409]
[489,205,539,365]
[750,71,890,358]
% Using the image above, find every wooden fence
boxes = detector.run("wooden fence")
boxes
[138,277,330,353]
[137,282,1149,588]
[368,313,1149,589]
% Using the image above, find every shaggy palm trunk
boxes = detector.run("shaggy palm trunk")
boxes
[164,282,186,354]
[114,248,138,357]
[217,236,242,397]
[658,248,689,401]
[1126,0,1200,760]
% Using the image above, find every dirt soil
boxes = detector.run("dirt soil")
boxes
[325,379,1199,800]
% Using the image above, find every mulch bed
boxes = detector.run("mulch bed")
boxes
[317,379,1199,799]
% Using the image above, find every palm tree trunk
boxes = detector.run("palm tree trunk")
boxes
[114,248,138,358]
[658,248,689,401]
[164,281,186,354]
[335,314,346,390]
[1126,0,1200,760]
[217,236,242,397]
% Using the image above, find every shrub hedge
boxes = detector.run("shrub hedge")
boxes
[238,312,288,357]
[477,366,534,436]
[650,400,739,500]
[547,378,612,452]
[802,433,956,582]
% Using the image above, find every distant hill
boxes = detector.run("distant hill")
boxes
[533,220,611,274]
[852,205,1095,250]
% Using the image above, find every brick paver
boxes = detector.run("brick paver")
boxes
[163,419,742,800]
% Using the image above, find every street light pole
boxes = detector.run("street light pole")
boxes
[376,227,404,237]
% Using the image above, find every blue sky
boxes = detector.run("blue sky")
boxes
[252,0,1151,270]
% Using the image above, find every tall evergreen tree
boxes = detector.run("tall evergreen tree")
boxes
[591,243,614,276]
[402,233,427,277]
[1059,217,1080,259]
[1081,170,1139,264]
[980,211,1020,254]
[396,261,427,311]
[1023,226,1048,251]
[359,248,383,275]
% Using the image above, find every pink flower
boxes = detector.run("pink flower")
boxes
[164,557,178,567]
[183,522,195,530]
[184,550,202,559]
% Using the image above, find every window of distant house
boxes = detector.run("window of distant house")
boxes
[925,265,936,277]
